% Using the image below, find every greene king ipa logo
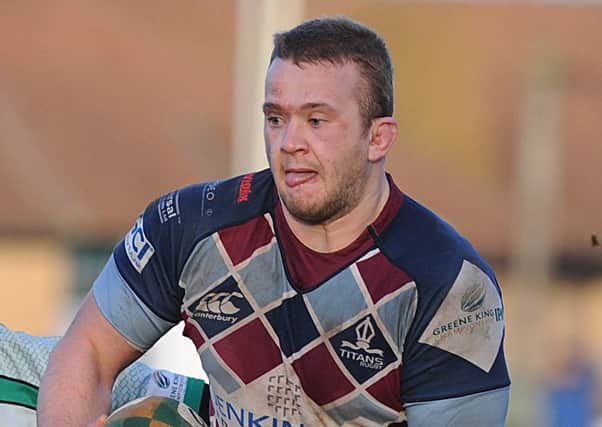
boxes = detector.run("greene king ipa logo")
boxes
[419,261,505,372]
[461,280,487,312]
[432,282,504,340]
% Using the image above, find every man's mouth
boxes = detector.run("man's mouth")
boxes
[284,169,317,187]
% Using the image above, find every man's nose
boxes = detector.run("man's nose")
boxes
[280,120,308,153]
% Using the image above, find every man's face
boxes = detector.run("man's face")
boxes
[264,58,372,225]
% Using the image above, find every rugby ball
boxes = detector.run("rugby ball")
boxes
[106,395,207,427]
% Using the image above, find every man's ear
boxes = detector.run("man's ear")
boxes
[368,117,398,162]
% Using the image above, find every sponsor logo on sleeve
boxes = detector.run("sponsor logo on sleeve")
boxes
[237,173,255,203]
[157,191,181,224]
[418,260,504,373]
[201,181,219,217]
[124,215,155,273]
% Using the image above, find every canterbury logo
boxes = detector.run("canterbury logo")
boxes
[341,317,384,356]
[198,292,243,315]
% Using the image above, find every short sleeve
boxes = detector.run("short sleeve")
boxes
[401,259,510,403]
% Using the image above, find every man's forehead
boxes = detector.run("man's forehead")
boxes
[264,58,362,104]
[266,57,359,79]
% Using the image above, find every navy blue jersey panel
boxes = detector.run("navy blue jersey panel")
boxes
[265,294,320,357]
[400,339,510,402]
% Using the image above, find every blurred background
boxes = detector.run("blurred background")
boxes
[1,1,601,425]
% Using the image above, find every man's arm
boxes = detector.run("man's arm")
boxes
[0,322,208,425]
[37,292,141,426]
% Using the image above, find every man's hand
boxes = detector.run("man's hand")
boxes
[88,414,107,427]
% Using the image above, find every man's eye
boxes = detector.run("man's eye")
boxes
[267,116,283,126]
[309,118,325,127]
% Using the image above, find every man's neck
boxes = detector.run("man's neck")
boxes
[281,176,390,253]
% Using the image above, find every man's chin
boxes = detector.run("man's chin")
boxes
[283,199,322,223]
[283,199,347,226]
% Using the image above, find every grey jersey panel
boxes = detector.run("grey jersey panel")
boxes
[404,386,509,427]
[92,255,175,350]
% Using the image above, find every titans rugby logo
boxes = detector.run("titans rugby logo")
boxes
[331,315,396,383]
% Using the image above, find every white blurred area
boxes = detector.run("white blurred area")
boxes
[134,323,207,380]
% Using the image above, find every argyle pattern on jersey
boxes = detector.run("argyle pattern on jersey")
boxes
[180,214,416,425]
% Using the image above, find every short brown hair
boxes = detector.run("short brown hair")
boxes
[270,16,394,130]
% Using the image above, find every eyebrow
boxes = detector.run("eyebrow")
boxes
[262,102,281,113]
[262,102,334,113]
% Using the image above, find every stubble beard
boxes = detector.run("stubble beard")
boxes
[279,160,370,226]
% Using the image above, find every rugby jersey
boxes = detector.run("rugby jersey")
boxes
[94,169,509,426]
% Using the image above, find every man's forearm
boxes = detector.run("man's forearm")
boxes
[37,337,113,426]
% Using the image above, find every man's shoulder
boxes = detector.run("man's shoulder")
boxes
[379,194,496,292]
[140,169,276,242]
[112,169,277,314]
[382,195,484,268]
[381,198,509,402]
